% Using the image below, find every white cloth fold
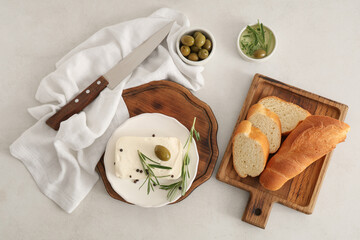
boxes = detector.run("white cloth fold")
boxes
[10,8,204,213]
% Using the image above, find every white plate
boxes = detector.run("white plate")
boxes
[104,113,199,207]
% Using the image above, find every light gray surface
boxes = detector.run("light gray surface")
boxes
[1,0,360,239]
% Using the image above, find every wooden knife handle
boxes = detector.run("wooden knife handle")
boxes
[46,76,109,130]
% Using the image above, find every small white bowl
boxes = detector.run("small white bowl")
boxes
[176,27,216,66]
[236,24,277,63]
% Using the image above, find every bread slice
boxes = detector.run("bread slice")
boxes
[246,103,281,153]
[258,96,311,134]
[232,120,269,178]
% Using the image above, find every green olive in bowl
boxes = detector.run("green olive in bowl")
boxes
[188,53,199,61]
[180,46,191,57]
[203,39,212,51]
[180,35,194,46]
[195,33,206,48]
[193,31,202,38]
[191,45,201,53]
[254,49,266,59]
[198,49,209,60]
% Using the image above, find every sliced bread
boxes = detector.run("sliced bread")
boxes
[232,120,269,178]
[246,103,281,153]
[258,96,311,134]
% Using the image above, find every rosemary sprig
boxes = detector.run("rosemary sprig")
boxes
[160,117,200,201]
[240,20,269,56]
[137,150,172,195]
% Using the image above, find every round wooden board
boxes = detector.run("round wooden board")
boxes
[96,80,219,204]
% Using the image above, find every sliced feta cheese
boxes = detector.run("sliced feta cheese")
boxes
[114,137,183,179]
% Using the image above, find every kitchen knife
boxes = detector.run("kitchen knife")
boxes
[46,22,173,130]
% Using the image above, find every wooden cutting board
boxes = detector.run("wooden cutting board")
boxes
[216,74,348,229]
[96,80,219,204]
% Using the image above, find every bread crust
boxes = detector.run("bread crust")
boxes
[258,96,311,135]
[259,115,350,191]
[246,103,282,153]
[232,120,269,178]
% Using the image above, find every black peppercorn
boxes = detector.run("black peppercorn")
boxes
[129,175,132,178]
[152,134,155,137]
[120,148,123,152]
[136,169,140,172]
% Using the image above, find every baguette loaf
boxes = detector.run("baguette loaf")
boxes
[232,120,269,177]
[259,96,311,134]
[247,103,282,153]
[259,115,350,191]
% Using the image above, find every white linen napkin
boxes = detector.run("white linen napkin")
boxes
[9,8,205,213]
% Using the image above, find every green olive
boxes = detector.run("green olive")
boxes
[180,35,194,46]
[187,53,199,61]
[253,49,266,59]
[198,49,209,60]
[180,45,191,56]
[203,39,212,51]
[193,31,202,38]
[154,145,171,161]
[195,33,206,48]
[191,45,201,53]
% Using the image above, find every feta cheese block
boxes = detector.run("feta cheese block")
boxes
[114,136,183,179]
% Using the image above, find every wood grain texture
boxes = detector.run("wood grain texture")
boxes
[96,80,219,204]
[46,76,109,130]
[216,74,348,229]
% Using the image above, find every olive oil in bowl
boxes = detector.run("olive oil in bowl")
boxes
[237,21,276,62]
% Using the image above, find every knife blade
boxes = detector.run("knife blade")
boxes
[46,22,173,130]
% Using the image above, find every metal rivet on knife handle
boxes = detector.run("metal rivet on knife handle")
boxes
[45,76,109,130]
